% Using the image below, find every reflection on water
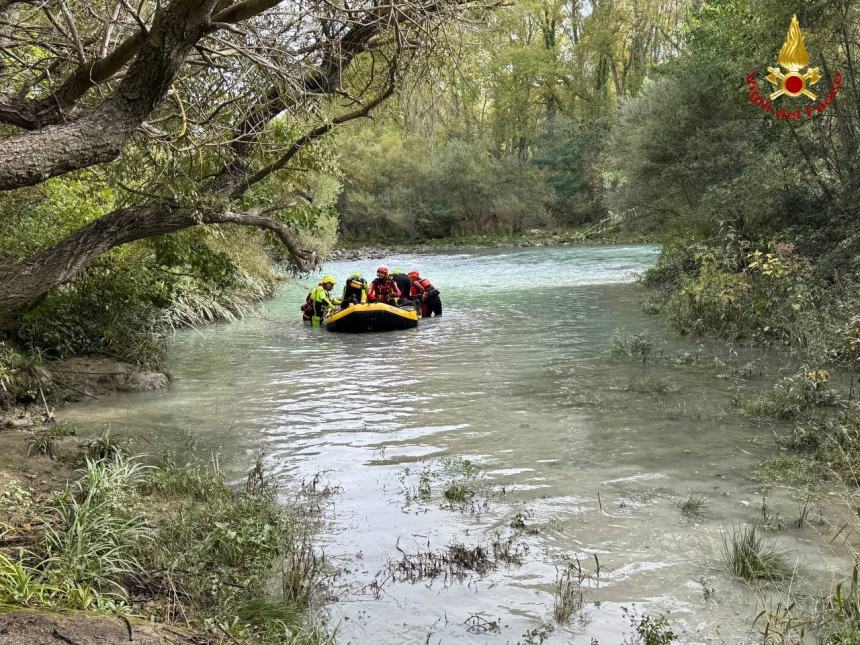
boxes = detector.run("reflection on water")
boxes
[62,246,851,643]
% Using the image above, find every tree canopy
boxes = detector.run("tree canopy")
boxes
[0,0,484,321]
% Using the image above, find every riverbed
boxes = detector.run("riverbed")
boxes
[61,245,852,643]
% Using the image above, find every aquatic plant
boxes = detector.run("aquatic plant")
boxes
[630,612,677,644]
[552,556,599,625]
[552,565,585,624]
[753,566,860,643]
[401,456,491,509]
[465,613,502,634]
[625,375,675,396]
[390,536,524,583]
[753,455,820,488]
[609,329,654,363]
[676,493,707,520]
[719,523,792,582]
[444,482,474,503]
[79,429,127,462]
[491,533,529,565]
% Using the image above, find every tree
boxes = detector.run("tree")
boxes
[0,0,482,323]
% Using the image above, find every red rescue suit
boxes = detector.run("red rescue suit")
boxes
[410,278,442,317]
[368,277,401,304]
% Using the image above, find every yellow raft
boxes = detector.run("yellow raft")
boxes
[325,302,418,333]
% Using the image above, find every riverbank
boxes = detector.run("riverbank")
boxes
[329,221,651,260]
[0,355,171,433]
[0,424,333,644]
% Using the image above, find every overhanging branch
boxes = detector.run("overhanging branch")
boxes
[231,66,398,198]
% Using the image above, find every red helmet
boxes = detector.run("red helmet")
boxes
[408,270,420,280]
[376,266,389,277]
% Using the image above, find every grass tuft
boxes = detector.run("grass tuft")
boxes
[677,493,707,520]
[719,523,792,582]
[80,429,127,462]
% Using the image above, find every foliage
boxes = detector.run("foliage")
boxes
[2,208,283,369]
[0,451,331,642]
[615,0,860,361]
[609,329,654,362]
[772,411,860,485]
[552,558,591,624]
[0,341,51,404]
[642,234,855,361]
[338,129,556,240]
[755,566,860,643]
[336,0,692,241]
[739,368,838,419]
[632,613,677,645]
[27,421,77,460]
[79,429,128,463]
[43,456,149,607]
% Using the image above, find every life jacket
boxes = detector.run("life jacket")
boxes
[369,277,400,303]
[342,276,368,302]
[410,278,438,300]
[300,292,314,315]
[302,284,335,317]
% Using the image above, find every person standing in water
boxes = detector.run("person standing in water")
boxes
[408,270,442,317]
[301,276,340,326]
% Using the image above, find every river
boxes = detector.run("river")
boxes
[61,245,851,644]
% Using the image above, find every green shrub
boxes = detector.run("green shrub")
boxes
[609,330,654,362]
[644,236,853,360]
[739,368,837,419]
[0,454,331,642]
[0,342,51,404]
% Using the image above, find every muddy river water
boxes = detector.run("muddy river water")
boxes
[61,246,853,643]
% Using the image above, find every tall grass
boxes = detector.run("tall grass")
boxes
[0,450,332,642]
[42,456,149,606]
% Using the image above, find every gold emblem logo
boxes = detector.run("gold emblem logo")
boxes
[765,15,822,100]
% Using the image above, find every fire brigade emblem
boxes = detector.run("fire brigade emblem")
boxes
[765,15,822,100]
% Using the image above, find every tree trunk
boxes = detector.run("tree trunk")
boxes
[0,203,194,324]
[0,0,217,191]
[0,200,314,327]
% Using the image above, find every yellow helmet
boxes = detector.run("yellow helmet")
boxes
[322,275,336,285]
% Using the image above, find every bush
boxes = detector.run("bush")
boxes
[0,342,51,404]
[643,235,853,360]
[739,368,837,419]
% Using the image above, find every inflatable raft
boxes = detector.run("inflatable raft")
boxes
[325,302,418,333]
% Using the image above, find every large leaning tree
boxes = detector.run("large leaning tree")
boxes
[0,0,485,323]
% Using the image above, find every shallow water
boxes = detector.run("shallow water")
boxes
[62,246,853,643]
